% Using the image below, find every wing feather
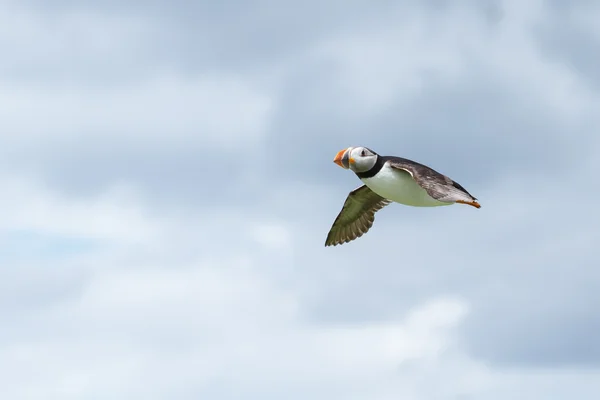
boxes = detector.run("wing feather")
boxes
[325,185,391,246]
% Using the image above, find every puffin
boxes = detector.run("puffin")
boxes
[325,146,480,246]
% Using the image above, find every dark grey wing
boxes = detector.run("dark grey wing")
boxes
[325,185,392,247]
[387,158,478,203]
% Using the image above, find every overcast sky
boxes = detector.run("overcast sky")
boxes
[1,0,600,399]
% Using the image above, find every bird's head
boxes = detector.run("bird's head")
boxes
[333,146,378,173]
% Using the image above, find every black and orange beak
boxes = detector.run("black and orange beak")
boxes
[333,148,353,169]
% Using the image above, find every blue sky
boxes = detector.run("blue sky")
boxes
[1,0,600,398]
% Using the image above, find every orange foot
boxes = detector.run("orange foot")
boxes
[456,199,481,209]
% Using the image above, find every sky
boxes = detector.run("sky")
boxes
[1,0,600,398]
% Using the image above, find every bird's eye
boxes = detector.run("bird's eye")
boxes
[361,149,366,157]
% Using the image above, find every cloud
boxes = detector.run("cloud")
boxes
[0,174,158,242]
[2,213,477,400]
[0,75,272,151]
[259,0,599,193]
[0,2,153,83]
[0,173,479,399]
[1,0,600,398]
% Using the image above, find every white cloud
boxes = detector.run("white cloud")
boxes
[252,222,293,250]
[310,7,475,113]
[0,2,273,153]
[0,254,474,399]
[1,0,600,399]
[304,0,600,124]
[0,174,158,242]
[0,170,481,400]
[0,74,273,151]
[0,3,150,77]
[1,134,599,400]
[483,368,600,400]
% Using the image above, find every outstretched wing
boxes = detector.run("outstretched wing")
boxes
[387,158,479,204]
[325,185,392,247]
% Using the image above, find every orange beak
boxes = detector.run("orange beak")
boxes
[333,148,352,169]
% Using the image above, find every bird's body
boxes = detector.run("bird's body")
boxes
[325,146,480,247]
[360,161,450,208]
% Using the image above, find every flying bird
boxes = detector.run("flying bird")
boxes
[325,146,480,246]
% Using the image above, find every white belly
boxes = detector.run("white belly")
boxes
[361,165,450,207]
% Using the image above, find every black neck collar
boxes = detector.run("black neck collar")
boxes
[355,155,385,179]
